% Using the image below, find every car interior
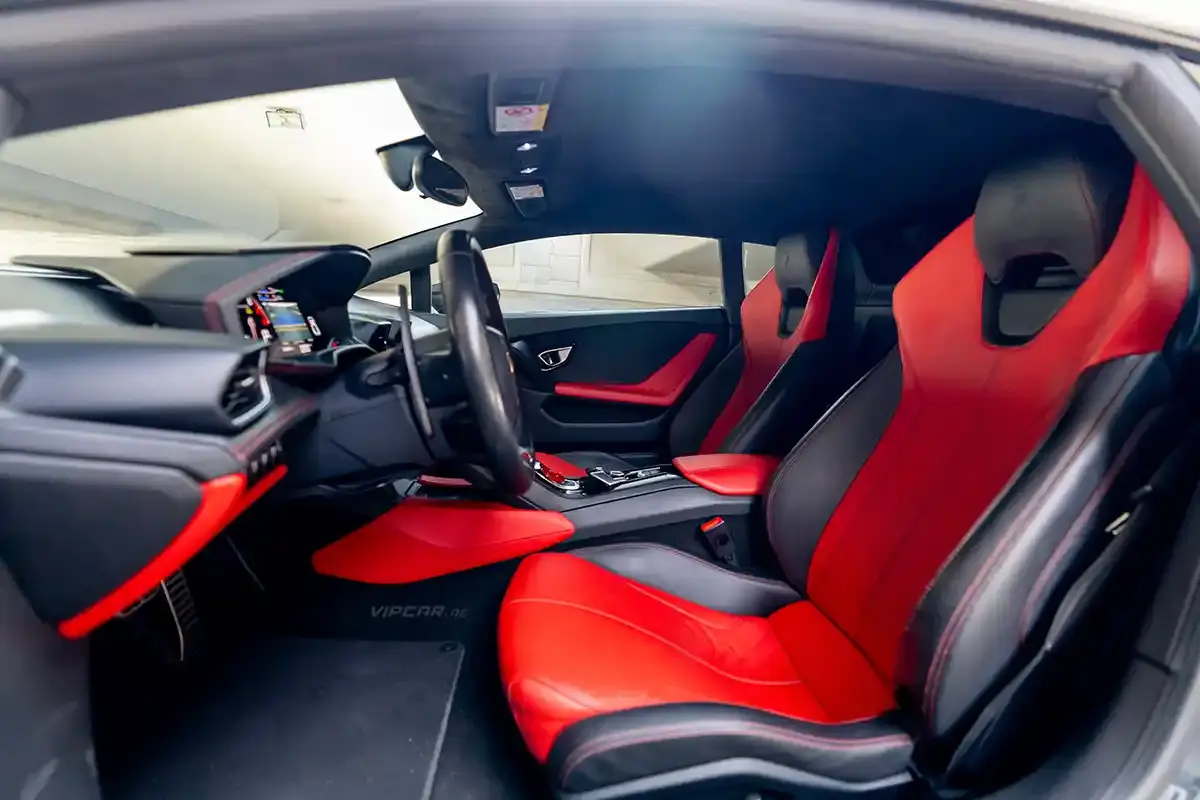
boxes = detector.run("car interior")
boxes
[5,42,1200,800]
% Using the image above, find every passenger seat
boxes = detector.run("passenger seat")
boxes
[549,232,857,471]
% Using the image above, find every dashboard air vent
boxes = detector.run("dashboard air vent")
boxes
[221,351,270,428]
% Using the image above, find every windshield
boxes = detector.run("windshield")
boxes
[1021,0,1199,37]
[0,79,480,261]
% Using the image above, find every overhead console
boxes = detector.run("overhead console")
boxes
[390,73,561,219]
[487,72,559,219]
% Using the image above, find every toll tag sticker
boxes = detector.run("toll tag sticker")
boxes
[495,104,549,133]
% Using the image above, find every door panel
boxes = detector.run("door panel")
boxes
[506,308,731,455]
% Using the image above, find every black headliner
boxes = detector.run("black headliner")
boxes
[400,69,1106,244]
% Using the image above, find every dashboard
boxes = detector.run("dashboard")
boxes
[238,285,325,356]
[0,244,388,639]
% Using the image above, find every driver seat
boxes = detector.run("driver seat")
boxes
[499,142,1195,798]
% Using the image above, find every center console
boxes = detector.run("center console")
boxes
[405,453,780,569]
[531,458,674,496]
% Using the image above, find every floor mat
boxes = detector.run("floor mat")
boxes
[111,639,463,800]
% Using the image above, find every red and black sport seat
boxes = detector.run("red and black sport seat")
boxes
[545,231,859,474]
[499,143,1195,798]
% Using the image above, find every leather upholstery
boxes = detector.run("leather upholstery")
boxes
[573,542,800,615]
[548,704,913,795]
[554,230,855,472]
[718,338,836,456]
[800,168,1187,683]
[775,231,833,336]
[774,233,829,297]
[765,349,904,589]
[665,344,744,456]
[898,354,1179,738]
[500,553,897,762]
[975,144,1132,283]
[695,231,845,453]
[671,453,780,495]
[501,147,1195,798]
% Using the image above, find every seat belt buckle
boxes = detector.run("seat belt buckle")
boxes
[699,517,738,566]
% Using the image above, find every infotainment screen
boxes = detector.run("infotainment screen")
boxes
[237,286,320,356]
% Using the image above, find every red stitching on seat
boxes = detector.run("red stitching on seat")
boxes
[922,363,1140,720]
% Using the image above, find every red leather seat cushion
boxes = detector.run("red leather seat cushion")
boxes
[499,552,895,761]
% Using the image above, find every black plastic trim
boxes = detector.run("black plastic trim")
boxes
[559,485,754,540]
[0,452,203,623]
[1101,55,1200,263]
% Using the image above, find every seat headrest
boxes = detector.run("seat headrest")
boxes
[774,231,834,337]
[774,231,832,295]
[974,144,1134,284]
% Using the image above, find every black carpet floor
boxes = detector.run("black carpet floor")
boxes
[106,638,463,800]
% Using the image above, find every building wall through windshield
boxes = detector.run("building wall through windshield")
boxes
[365,233,782,312]
[367,233,732,312]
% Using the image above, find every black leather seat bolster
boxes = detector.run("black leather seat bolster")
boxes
[548,703,915,796]
[668,344,745,456]
[723,338,849,457]
[898,353,1180,738]
[572,542,801,616]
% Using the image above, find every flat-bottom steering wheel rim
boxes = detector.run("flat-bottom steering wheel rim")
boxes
[437,229,533,495]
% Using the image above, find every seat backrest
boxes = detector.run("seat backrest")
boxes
[720,214,971,458]
[765,142,1193,747]
[671,232,856,457]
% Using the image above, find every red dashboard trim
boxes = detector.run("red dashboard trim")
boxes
[57,465,287,639]
[554,333,717,407]
[311,498,575,584]
[673,454,780,496]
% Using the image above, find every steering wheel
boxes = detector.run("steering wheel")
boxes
[437,229,534,494]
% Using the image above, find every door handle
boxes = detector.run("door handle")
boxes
[537,346,573,371]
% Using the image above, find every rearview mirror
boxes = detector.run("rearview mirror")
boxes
[377,136,430,192]
[412,152,469,207]
[431,281,499,314]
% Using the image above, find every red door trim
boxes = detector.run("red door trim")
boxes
[554,333,716,407]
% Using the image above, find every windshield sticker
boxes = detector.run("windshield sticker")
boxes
[495,104,549,133]
[265,107,305,129]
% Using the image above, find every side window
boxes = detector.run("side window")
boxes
[484,233,721,313]
[361,233,723,312]
[743,243,775,293]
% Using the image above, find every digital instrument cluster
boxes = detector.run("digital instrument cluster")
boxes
[237,286,323,356]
